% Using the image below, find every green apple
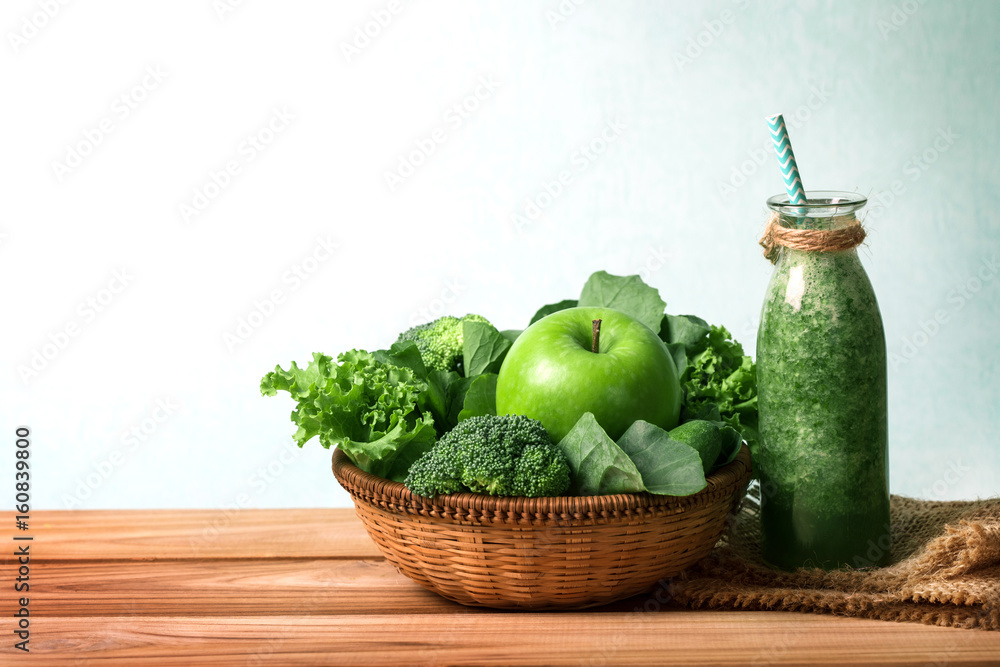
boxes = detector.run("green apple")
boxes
[495,306,681,443]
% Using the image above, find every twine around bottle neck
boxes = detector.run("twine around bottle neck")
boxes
[759,212,867,264]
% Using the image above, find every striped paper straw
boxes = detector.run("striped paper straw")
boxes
[766,114,806,205]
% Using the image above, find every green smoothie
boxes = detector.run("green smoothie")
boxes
[756,194,890,570]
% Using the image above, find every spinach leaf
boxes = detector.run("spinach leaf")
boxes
[664,341,688,379]
[529,299,578,325]
[373,340,428,380]
[660,313,711,350]
[714,424,743,468]
[617,421,707,496]
[418,370,459,435]
[684,403,722,423]
[458,373,497,422]
[499,329,523,344]
[445,375,476,427]
[578,271,666,332]
[418,370,475,436]
[462,320,512,377]
[557,413,645,495]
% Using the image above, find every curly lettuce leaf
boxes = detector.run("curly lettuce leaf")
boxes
[260,350,436,482]
[680,326,759,453]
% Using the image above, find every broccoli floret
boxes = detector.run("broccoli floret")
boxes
[404,415,571,498]
[395,314,490,373]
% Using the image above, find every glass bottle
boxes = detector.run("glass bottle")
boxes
[756,191,890,570]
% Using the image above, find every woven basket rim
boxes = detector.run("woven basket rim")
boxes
[332,442,752,517]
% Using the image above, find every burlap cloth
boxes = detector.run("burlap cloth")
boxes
[671,486,1000,631]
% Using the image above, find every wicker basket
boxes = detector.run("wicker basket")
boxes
[332,444,752,610]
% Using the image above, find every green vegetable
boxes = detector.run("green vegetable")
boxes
[395,314,491,373]
[715,423,743,467]
[372,340,428,378]
[529,299,578,325]
[667,420,723,474]
[259,269,756,494]
[660,314,711,351]
[404,414,570,497]
[499,329,523,344]
[260,351,436,482]
[618,421,707,496]
[418,370,473,436]
[678,325,759,452]
[462,320,511,377]
[557,412,710,496]
[557,412,645,495]
[457,373,497,422]
[578,271,666,332]
[407,317,508,437]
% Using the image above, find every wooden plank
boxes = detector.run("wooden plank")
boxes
[23,559,467,617]
[10,613,1000,666]
[2,509,381,562]
[7,509,998,665]
[21,558,785,619]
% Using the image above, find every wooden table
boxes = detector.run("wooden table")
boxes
[5,509,999,665]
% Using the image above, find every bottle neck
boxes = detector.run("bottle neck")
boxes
[777,212,859,232]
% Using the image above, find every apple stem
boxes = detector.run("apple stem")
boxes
[592,319,602,353]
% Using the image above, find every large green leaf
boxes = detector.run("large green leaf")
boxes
[556,413,645,495]
[714,424,743,468]
[529,299,578,325]
[618,421,707,496]
[372,340,428,380]
[462,320,512,377]
[457,373,497,422]
[499,329,523,344]
[578,271,666,332]
[660,313,711,350]
[664,341,688,379]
